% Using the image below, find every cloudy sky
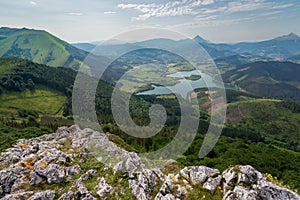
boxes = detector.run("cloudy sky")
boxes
[1,0,299,43]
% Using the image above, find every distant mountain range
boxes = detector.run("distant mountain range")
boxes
[0,27,88,70]
[1,27,300,70]
[1,27,300,101]
[74,33,300,61]
[209,33,300,60]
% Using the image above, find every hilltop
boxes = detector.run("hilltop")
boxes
[222,61,300,100]
[0,125,299,200]
[0,27,88,70]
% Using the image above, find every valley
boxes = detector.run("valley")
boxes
[0,27,299,199]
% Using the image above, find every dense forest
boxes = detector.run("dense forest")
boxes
[0,57,299,191]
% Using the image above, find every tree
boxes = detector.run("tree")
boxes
[27,78,35,90]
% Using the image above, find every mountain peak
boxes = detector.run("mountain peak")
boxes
[194,35,210,44]
[275,33,300,41]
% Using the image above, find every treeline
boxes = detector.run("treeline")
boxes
[278,99,300,113]
[0,58,75,94]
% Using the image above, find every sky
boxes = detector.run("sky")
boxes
[1,0,300,43]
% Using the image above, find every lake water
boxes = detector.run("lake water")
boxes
[137,69,233,98]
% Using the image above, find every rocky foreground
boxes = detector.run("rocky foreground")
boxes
[0,126,299,200]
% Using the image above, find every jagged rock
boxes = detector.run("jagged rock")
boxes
[96,177,113,198]
[10,175,28,193]
[65,165,82,180]
[176,185,187,198]
[37,148,72,165]
[0,191,34,200]
[45,164,66,184]
[223,186,258,200]
[30,190,56,200]
[155,193,177,200]
[238,165,262,186]
[74,181,96,200]
[129,175,151,200]
[0,166,27,195]
[254,179,300,200]
[155,173,187,200]
[59,170,97,200]
[78,169,97,182]
[180,166,220,184]
[29,171,44,185]
[58,190,75,200]
[129,168,165,200]
[33,160,81,184]
[1,126,300,200]
[222,165,300,200]
[154,176,174,200]
[203,175,222,193]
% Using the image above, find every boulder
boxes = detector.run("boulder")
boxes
[180,166,220,184]
[223,186,258,200]
[222,165,300,200]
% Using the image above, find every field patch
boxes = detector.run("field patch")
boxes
[0,87,66,116]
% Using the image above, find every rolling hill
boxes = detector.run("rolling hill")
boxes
[72,42,97,52]
[209,33,300,60]
[73,37,236,60]
[288,54,300,64]
[73,32,300,62]
[223,61,300,100]
[0,27,88,70]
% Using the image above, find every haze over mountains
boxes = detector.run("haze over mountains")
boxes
[1,27,300,101]
[74,32,300,61]
[1,26,300,68]
[0,26,300,198]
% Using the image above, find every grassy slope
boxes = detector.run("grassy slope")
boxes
[226,98,300,149]
[223,61,300,100]
[0,87,66,116]
[0,28,87,70]
[0,58,74,120]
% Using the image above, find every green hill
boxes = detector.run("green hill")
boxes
[226,97,300,150]
[223,61,300,100]
[0,58,75,121]
[0,27,88,70]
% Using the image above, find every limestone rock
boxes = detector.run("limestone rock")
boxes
[96,177,113,198]
[222,165,300,200]
[30,190,56,200]
[223,186,258,200]
[129,168,165,200]
[203,175,222,193]
[180,166,220,184]
[254,179,300,200]
[1,126,299,200]
[0,191,34,200]
[78,169,97,182]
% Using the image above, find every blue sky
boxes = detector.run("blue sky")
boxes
[1,0,300,43]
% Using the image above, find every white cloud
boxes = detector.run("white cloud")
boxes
[68,12,83,16]
[202,0,214,5]
[117,0,214,21]
[117,0,293,21]
[104,11,116,14]
[226,0,294,13]
[227,1,267,13]
[30,1,37,5]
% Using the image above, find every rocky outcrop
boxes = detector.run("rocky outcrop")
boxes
[0,125,299,200]
[222,165,300,200]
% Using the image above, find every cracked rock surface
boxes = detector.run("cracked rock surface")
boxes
[0,126,299,200]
